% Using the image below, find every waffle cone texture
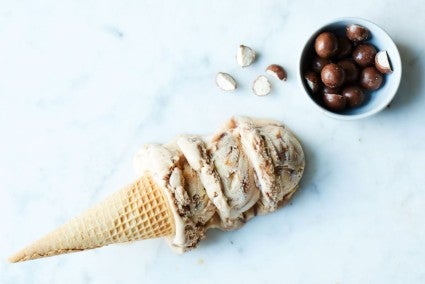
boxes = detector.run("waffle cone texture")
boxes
[9,175,175,262]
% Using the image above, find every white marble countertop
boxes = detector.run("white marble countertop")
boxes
[1,1,424,283]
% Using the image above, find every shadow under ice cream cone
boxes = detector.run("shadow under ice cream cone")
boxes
[9,175,174,262]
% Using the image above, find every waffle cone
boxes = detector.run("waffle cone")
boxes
[9,174,175,262]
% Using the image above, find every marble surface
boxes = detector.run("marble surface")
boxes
[1,1,424,283]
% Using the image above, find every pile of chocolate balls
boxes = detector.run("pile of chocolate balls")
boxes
[304,24,393,112]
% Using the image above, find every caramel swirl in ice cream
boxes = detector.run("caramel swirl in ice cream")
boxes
[133,116,305,252]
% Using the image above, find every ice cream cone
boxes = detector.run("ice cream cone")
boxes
[9,174,175,262]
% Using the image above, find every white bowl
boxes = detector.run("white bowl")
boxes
[299,17,402,120]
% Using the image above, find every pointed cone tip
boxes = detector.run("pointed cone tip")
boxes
[8,175,174,262]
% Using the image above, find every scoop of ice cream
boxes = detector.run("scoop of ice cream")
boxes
[133,116,305,252]
[210,131,259,219]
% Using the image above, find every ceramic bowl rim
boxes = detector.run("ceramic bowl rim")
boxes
[298,17,402,120]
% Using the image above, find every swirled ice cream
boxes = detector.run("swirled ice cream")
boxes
[133,116,305,252]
